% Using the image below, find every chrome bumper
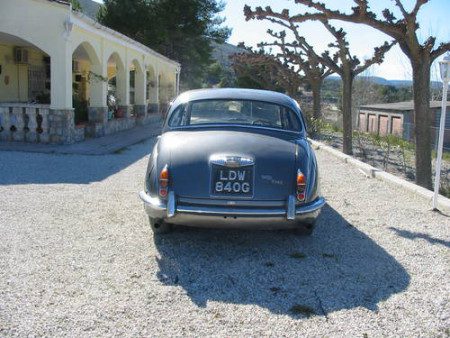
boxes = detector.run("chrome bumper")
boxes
[139,191,325,229]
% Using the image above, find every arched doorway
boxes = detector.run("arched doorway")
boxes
[0,32,51,105]
[106,52,126,118]
[72,41,101,125]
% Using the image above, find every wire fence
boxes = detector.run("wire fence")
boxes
[402,123,450,151]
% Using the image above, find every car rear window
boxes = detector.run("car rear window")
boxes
[168,99,302,132]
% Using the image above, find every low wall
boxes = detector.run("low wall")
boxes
[0,104,75,144]
[0,103,164,145]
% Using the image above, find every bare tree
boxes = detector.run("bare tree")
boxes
[259,30,334,121]
[230,49,303,97]
[245,7,394,154]
[244,0,450,188]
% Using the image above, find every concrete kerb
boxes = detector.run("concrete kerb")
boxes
[308,138,450,213]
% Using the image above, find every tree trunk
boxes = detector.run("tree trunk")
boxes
[342,73,353,155]
[310,79,322,120]
[412,58,432,189]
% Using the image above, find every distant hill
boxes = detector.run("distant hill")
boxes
[210,41,248,70]
[78,0,101,19]
[327,75,442,89]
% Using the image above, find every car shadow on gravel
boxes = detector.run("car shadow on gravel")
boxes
[154,204,410,318]
[0,138,155,185]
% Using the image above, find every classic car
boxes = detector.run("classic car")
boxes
[139,88,325,234]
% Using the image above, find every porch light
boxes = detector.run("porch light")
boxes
[64,19,74,34]
[432,53,450,210]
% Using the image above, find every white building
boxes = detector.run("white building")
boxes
[0,0,180,143]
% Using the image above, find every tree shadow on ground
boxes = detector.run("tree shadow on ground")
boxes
[154,204,410,318]
[0,138,156,185]
[389,227,450,249]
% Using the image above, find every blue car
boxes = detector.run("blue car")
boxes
[139,88,325,234]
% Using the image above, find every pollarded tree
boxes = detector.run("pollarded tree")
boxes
[231,49,304,98]
[245,7,395,154]
[259,30,334,121]
[245,0,450,188]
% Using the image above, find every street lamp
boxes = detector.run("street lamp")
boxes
[432,53,450,210]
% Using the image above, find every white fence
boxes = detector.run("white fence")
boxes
[0,104,50,143]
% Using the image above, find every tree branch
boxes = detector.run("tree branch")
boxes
[431,42,450,62]
[411,0,429,16]
[355,40,397,75]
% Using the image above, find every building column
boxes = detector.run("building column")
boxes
[134,68,147,117]
[88,63,108,128]
[48,40,75,144]
[116,58,130,118]
[51,42,72,110]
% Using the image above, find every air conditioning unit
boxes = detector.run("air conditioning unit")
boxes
[72,60,80,73]
[14,47,29,64]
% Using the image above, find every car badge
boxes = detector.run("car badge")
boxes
[210,155,254,168]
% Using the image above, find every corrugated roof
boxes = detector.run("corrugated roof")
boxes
[360,101,450,111]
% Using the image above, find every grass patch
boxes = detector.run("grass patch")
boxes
[432,149,450,162]
[289,251,307,259]
[289,304,316,317]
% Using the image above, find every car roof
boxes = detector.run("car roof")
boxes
[172,88,300,112]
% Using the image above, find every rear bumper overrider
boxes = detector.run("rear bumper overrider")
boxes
[139,191,325,229]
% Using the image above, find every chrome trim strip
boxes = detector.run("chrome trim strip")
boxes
[176,205,285,216]
[210,154,254,167]
[176,197,325,217]
[167,191,176,218]
[287,195,296,220]
[139,191,165,209]
[169,123,302,135]
[177,197,285,207]
[140,190,325,220]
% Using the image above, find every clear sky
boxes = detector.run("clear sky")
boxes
[222,0,450,81]
[92,0,449,81]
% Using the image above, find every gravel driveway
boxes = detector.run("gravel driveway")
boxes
[0,138,448,337]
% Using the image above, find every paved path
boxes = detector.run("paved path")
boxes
[0,138,448,336]
[0,124,160,155]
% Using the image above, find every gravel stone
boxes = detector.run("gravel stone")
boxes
[0,137,448,337]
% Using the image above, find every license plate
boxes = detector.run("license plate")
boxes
[211,165,253,197]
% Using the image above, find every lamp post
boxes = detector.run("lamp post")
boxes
[432,53,450,210]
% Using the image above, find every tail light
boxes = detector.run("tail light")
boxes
[159,165,169,198]
[296,170,306,202]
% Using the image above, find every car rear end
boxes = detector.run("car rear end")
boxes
[139,89,325,232]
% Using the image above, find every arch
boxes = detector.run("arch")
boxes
[129,59,146,107]
[0,31,51,104]
[130,58,144,75]
[72,41,100,66]
[107,52,125,74]
[72,42,104,124]
[106,52,128,112]
[0,31,51,57]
